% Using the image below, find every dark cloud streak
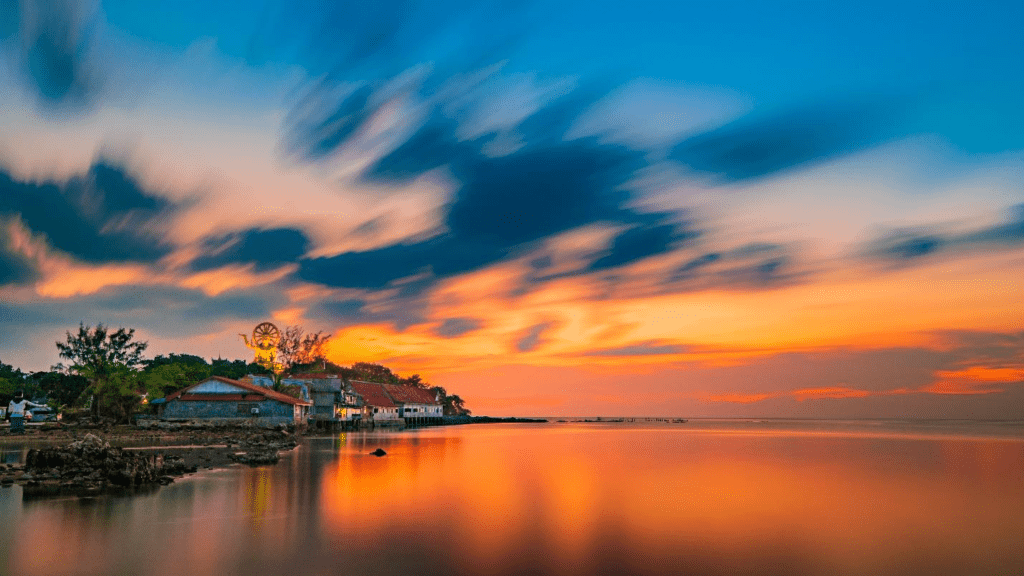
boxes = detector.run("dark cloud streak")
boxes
[9,0,99,109]
[516,322,554,352]
[584,342,687,357]
[0,243,36,286]
[0,284,283,339]
[588,223,695,271]
[869,204,1024,264]
[0,162,178,264]
[670,99,905,182]
[665,244,805,292]
[434,317,483,338]
[192,228,310,272]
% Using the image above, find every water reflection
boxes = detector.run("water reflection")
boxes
[0,423,1022,575]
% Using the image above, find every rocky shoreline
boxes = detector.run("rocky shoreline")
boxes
[1,424,299,497]
[445,416,549,424]
[0,416,547,497]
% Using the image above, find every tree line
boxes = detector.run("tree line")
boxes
[1,322,469,422]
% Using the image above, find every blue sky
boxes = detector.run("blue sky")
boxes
[93,0,1024,148]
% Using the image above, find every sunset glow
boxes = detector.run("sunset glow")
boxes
[1,0,1021,417]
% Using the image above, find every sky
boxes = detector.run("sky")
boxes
[1,0,1022,417]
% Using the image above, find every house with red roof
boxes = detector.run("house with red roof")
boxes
[380,383,443,425]
[348,380,400,425]
[159,376,311,425]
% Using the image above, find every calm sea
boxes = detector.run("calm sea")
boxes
[1,420,1023,576]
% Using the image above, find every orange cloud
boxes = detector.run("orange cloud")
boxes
[177,264,296,296]
[924,366,1024,395]
[705,392,777,404]
[792,387,871,401]
[35,263,149,297]
[706,385,909,404]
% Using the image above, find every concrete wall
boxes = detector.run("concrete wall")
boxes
[399,404,443,417]
[162,398,296,423]
[371,406,399,422]
[248,375,275,388]
[311,391,336,412]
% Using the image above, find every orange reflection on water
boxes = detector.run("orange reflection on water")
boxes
[3,424,1023,576]
[245,468,272,530]
[319,435,460,541]
[316,426,1024,576]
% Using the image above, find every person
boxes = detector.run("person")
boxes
[7,391,46,434]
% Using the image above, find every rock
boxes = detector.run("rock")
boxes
[370,448,387,457]
[24,432,162,490]
[231,450,280,466]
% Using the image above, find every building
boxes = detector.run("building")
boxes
[380,383,443,425]
[337,385,364,426]
[160,376,311,425]
[349,380,400,426]
[286,374,341,424]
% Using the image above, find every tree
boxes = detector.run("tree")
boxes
[427,385,470,416]
[211,358,269,379]
[276,325,331,371]
[446,394,471,416]
[97,365,147,423]
[29,371,89,407]
[0,359,34,406]
[144,353,208,371]
[401,374,426,388]
[344,362,399,384]
[141,363,205,398]
[142,354,212,396]
[56,323,148,421]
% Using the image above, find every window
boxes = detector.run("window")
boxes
[238,403,258,415]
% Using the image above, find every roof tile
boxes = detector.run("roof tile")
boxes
[165,375,311,406]
[349,381,397,408]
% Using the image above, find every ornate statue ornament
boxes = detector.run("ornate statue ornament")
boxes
[240,322,283,372]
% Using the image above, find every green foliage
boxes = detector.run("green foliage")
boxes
[209,358,269,379]
[142,363,204,398]
[0,360,23,381]
[142,354,212,395]
[0,361,20,402]
[56,323,149,421]
[145,353,208,370]
[28,371,89,407]
[1,359,42,405]
[343,362,400,384]
[94,365,146,423]
[140,355,272,396]
[57,323,148,375]
[0,376,17,402]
